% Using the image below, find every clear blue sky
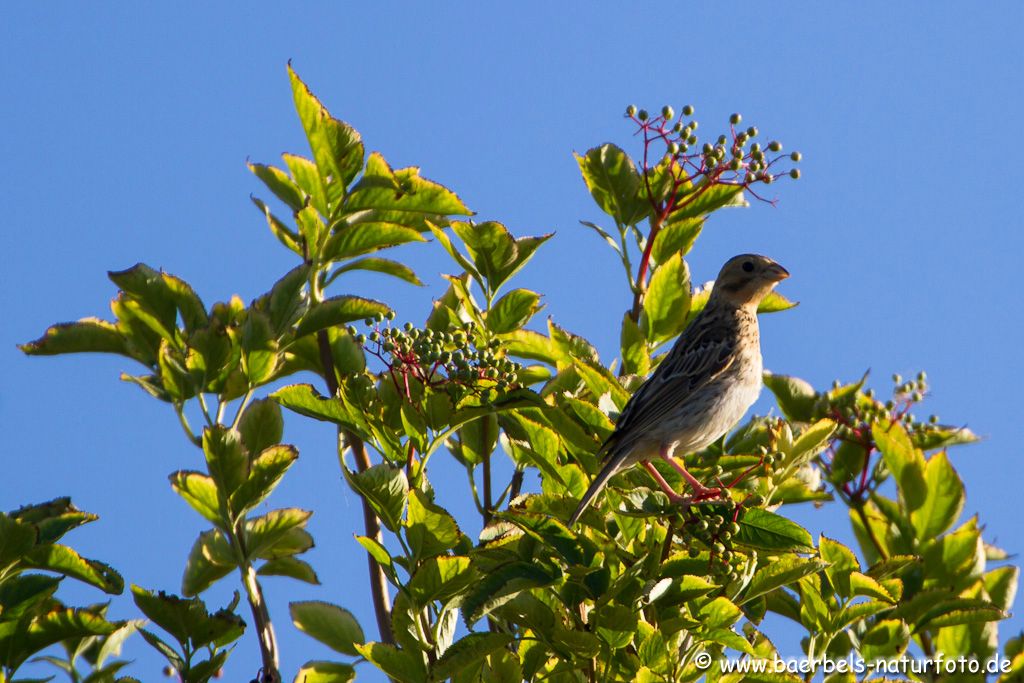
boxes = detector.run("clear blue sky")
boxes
[4,4,1022,681]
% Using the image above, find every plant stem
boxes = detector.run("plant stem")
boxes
[239,561,280,683]
[316,328,395,645]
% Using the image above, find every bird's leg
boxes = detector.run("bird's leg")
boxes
[661,446,722,501]
[642,461,689,505]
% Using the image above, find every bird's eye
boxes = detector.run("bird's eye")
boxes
[742,261,754,273]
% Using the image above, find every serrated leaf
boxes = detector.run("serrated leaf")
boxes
[762,373,818,422]
[293,660,356,683]
[289,65,364,199]
[743,557,829,604]
[322,222,426,262]
[169,471,223,528]
[344,463,408,533]
[346,152,470,216]
[330,256,423,286]
[430,633,513,682]
[873,420,927,511]
[23,545,123,595]
[405,489,460,560]
[294,296,390,338]
[290,601,365,657]
[237,398,284,457]
[19,318,130,357]
[487,289,542,334]
[258,557,320,584]
[641,253,691,344]
[231,445,299,516]
[354,641,426,683]
[575,144,648,226]
[736,508,814,553]
[651,217,703,264]
[910,451,964,540]
[245,508,313,559]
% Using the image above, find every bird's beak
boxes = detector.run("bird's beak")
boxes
[766,263,790,282]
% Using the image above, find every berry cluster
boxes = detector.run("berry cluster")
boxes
[818,371,944,500]
[820,371,937,442]
[679,503,747,580]
[625,103,801,209]
[351,314,521,401]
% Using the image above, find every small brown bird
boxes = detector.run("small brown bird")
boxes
[569,254,789,525]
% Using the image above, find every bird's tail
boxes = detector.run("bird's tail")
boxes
[568,456,623,526]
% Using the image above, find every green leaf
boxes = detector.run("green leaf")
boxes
[670,182,747,221]
[130,586,244,649]
[762,373,818,423]
[984,565,1019,612]
[272,383,353,425]
[696,597,743,629]
[462,561,562,626]
[405,489,460,560]
[2,608,118,674]
[430,633,513,682]
[252,197,303,255]
[0,513,38,566]
[487,289,542,334]
[406,556,475,608]
[354,642,426,683]
[294,296,390,338]
[641,253,690,344]
[293,660,356,683]
[345,464,408,533]
[248,161,305,212]
[22,545,123,594]
[284,153,328,215]
[0,575,60,619]
[264,265,310,336]
[859,619,909,661]
[240,310,278,385]
[346,152,470,216]
[872,420,927,511]
[651,217,703,264]
[202,427,247,498]
[290,601,365,657]
[575,144,648,226]
[910,451,964,540]
[819,535,859,598]
[257,557,320,584]
[19,318,129,357]
[620,312,650,375]
[850,571,897,603]
[757,290,798,313]
[237,399,284,456]
[289,64,364,198]
[169,471,223,528]
[742,557,829,604]
[245,508,313,559]
[330,256,423,286]
[450,221,551,294]
[230,445,299,516]
[322,222,426,262]
[737,509,815,553]
[182,530,233,596]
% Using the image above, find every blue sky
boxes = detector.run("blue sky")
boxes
[4,3,1023,681]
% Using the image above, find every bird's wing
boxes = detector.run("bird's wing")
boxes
[601,307,737,460]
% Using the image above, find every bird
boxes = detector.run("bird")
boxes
[569,254,789,526]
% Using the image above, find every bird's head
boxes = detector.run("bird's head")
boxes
[708,254,789,309]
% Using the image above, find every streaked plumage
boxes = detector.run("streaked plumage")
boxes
[569,254,789,525]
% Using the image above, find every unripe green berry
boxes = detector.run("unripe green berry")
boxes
[662,105,675,120]
[346,325,358,336]
[730,113,742,125]
[637,109,649,121]
[747,126,758,138]
[790,151,802,162]
[789,169,801,179]
[626,104,637,117]
[682,104,694,116]
[768,141,782,152]
[687,135,698,145]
